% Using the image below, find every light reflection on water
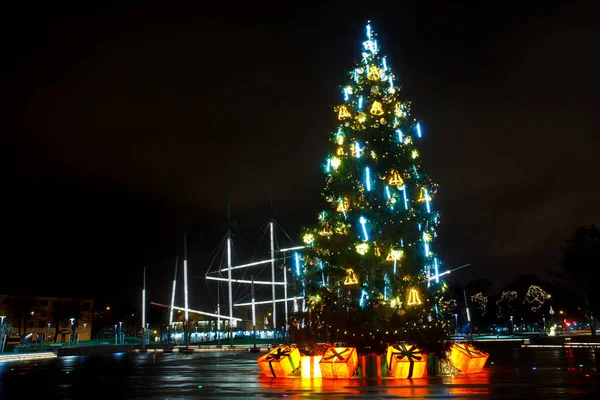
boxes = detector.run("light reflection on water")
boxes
[0,346,598,399]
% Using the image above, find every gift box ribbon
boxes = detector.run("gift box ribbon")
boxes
[324,347,351,362]
[456,343,484,357]
[265,347,295,377]
[392,344,422,379]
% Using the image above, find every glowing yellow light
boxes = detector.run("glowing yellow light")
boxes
[343,269,359,285]
[336,196,349,213]
[370,150,377,159]
[334,222,349,235]
[373,243,381,256]
[330,156,341,170]
[351,142,364,158]
[549,326,556,336]
[336,146,346,156]
[367,65,381,80]
[356,112,367,123]
[418,188,432,203]
[318,223,332,236]
[335,130,344,145]
[355,243,369,255]
[338,105,351,120]
[394,102,407,118]
[370,101,384,115]
[308,294,322,304]
[388,169,404,186]
[303,233,315,245]
[386,249,404,261]
[390,297,402,308]
[402,275,411,282]
[407,288,422,306]
[411,150,419,159]
[423,232,432,242]
[403,136,412,145]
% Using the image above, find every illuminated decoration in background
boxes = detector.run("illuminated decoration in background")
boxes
[302,233,315,245]
[351,142,365,158]
[373,242,381,256]
[370,101,384,115]
[394,103,407,118]
[335,127,344,145]
[388,169,404,186]
[386,249,403,262]
[318,222,333,236]
[338,105,351,120]
[364,167,372,191]
[549,326,556,336]
[396,129,403,143]
[294,252,302,276]
[402,186,408,209]
[344,269,359,285]
[359,290,368,307]
[411,149,419,159]
[433,258,440,283]
[337,196,349,218]
[358,216,369,241]
[367,66,380,80]
[423,232,431,257]
[407,288,422,306]
[523,285,550,312]
[329,156,341,171]
[355,242,369,255]
[416,122,422,138]
[336,146,346,156]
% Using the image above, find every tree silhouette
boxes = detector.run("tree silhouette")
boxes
[555,225,600,335]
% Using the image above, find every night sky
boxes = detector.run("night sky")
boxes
[4,2,599,316]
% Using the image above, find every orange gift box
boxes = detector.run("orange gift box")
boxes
[386,344,426,379]
[319,347,358,378]
[300,355,323,378]
[257,346,301,377]
[449,343,489,373]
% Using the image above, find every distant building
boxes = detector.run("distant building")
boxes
[0,294,94,343]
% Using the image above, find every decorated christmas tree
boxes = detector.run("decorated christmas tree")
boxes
[294,23,453,352]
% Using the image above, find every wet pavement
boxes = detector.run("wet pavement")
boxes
[0,345,598,399]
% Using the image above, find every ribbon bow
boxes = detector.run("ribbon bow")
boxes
[390,344,422,379]
[324,347,351,361]
[266,347,293,361]
[456,343,483,357]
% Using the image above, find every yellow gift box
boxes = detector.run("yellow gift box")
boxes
[257,346,300,377]
[386,344,426,379]
[449,343,489,373]
[319,347,358,378]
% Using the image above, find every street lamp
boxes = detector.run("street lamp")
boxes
[47,323,51,344]
[0,316,5,354]
[114,324,118,345]
[119,322,123,344]
[510,316,514,336]
[70,318,75,345]
[83,323,87,343]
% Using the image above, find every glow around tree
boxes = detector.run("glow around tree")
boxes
[295,23,452,348]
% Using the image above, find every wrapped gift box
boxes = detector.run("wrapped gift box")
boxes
[386,344,426,379]
[301,355,323,378]
[449,343,489,374]
[319,347,358,378]
[257,346,300,377]
[358,354,388,378]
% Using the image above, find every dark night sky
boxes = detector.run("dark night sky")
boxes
[3,1,599,317]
